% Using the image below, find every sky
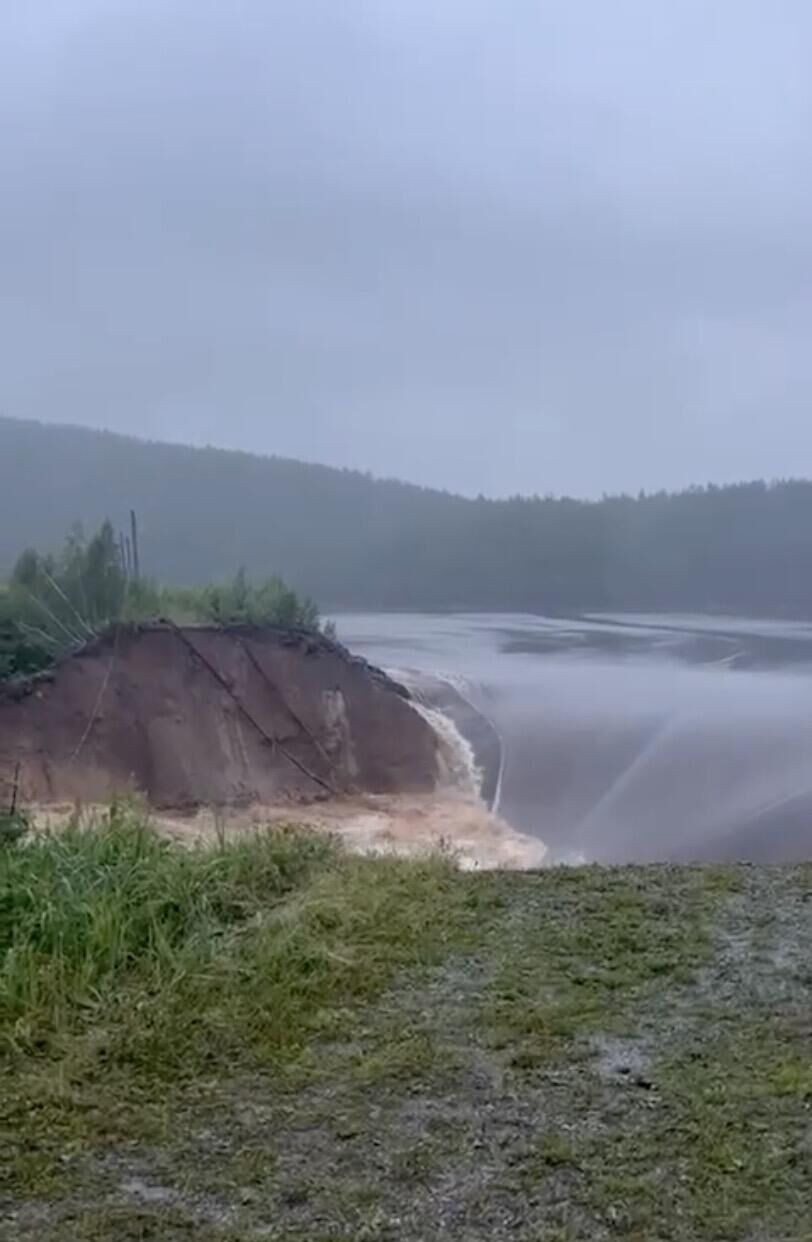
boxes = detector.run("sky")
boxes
[2,1,812,498]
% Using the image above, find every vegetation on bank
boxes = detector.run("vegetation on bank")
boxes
[1,808,810,1240]
[0,808,473,1075]
[5,415,812,614]
[0,519,322,681]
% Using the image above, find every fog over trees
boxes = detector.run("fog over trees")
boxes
[3,417,811,616]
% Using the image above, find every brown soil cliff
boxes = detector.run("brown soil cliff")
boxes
[0,624,440,809]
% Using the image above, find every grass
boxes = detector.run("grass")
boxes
[0,803,488,1075]
[0,807,28,847]
[481,866,718,1071]
[1,810,811,1240]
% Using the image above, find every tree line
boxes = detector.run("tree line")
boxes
[3,416,812,616]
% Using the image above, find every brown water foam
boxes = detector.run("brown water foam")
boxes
[31,793,548,870]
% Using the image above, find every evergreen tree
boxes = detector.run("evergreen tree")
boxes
[82,520,125,624]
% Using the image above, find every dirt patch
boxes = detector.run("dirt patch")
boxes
[0,623,440,809]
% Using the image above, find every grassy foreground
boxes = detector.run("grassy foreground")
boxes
[1,809,810,1241]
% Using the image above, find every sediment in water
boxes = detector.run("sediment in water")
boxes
[32,793,548,871]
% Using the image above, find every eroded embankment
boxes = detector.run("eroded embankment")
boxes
[0,623,439,807]
[1,624,545,867]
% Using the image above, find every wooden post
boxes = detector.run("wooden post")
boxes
[9,761,20,816]
[130,510,141,580]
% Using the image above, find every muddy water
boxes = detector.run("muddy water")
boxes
[334,612,812,864]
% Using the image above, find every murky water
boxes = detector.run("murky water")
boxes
[333,612,812,864]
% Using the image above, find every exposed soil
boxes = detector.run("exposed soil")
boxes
[0,623,440,810]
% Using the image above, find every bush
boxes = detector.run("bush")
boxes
[1,520,125,674]
[0,613,54,681]
[0,524,323,682]
[161,567,320,630]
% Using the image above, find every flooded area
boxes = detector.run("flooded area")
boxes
[335,612,812,864]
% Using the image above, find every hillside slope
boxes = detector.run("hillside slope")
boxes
[5,416,812,613]
[0,416,460,604]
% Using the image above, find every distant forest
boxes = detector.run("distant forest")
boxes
[2,416,812,615]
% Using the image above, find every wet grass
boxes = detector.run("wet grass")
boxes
[1,812,810,1240]
[0,804,488,1074]
[481,865,722,1071]
[0,806,491,1212]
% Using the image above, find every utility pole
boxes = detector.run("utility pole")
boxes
[130,510,141,580]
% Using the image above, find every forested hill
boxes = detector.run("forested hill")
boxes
[3,415,812,615]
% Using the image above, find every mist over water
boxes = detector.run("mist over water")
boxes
[335,612,812,864]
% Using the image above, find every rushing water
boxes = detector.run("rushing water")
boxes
[333,611,812,864]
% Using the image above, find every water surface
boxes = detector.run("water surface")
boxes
[334,611,812,864]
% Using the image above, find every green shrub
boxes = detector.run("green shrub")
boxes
[160,567,320,630]
[0,524,323,683]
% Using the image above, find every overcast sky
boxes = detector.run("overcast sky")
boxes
[2,1,811,497]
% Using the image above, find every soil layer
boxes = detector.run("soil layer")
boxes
[0,624,439,809]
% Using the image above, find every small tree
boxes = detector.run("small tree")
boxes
[82,520,125,624]
[2,519,128,675]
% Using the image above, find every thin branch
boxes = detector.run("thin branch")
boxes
[17,621,62,649]
[68,629,119,764]
[21,588,83,647]
[40,570,95,638]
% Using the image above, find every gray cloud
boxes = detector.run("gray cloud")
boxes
[2,0,812,496]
